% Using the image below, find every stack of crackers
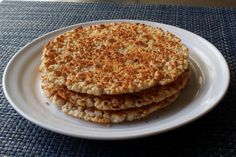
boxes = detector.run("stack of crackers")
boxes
[39,23,189,124]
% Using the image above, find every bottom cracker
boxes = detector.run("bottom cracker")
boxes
[48,92,180,124]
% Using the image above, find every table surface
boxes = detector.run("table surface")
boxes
[0,1,236,157]
[3,0,236,8]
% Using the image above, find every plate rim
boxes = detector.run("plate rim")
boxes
[2,19,230,140]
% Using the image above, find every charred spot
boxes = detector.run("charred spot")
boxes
[135,41,147,47]
[54,70,62,76]
[100,24,106,29]
[101,45,106,49]
[95,64,102,69]
[108,38,116,43]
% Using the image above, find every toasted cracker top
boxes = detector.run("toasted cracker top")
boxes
[41,22,189,95]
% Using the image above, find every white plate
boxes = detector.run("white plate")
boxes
[3,20,230,140]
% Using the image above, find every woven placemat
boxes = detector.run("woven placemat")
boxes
[0,1,236,156]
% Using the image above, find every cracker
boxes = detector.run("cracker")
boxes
[49,92,180,124]
[41,69,189,110]
[41,22,189,96]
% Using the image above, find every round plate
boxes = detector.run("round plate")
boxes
[3,20,230,140]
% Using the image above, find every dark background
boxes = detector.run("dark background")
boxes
[3,0,236,8]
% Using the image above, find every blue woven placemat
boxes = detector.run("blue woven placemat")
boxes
[0,1,236,156]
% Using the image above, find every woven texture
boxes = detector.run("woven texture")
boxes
[0,1,236,156]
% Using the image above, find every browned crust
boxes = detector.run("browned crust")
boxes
[41,22,189,96]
